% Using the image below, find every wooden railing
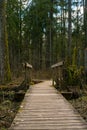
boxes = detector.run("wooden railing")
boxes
[23,62,32,86]
[51,61,64,86]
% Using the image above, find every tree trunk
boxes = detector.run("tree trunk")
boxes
[0,0,11,83]
[84,0,87,47]
[50,0,54,65]
[0,1,5,82]
[68,0,72,62]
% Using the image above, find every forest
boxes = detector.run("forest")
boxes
[0,0,87,129]
[0,0,87,83]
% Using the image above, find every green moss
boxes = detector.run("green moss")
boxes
[1,128,7,130]
[4,19,11,82]
[81,96,87,101]
[30,82,35,85]
[72,47,77,66]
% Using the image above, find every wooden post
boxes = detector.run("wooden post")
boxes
[51,61,64,87]
[23,62,32,87]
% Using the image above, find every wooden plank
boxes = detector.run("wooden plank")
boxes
[51,61,64,68]
[26,62,32,68]
[22,62,32,69]
[9,81,87,130]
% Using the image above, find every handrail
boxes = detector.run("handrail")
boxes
[22,62,33,69]
[51,61,64,68]
[51,61,64,86]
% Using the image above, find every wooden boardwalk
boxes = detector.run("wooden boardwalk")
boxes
[9,81,87,130]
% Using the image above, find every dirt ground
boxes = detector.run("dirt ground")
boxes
[0,99,21,130]
[69,93,87,122]
[0,77,24,130]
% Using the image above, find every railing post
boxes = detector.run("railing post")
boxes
[51,61,64,87]
[23,62,32,87]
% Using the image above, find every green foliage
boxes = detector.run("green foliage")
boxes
[72,47,77,66]
[5,0,85,76]
[64,44,85,87]
[65,65,84,86]
[1,128,7,130]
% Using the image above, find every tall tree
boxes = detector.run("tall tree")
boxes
[68,0,72,62]
[84,0,87,47]
[5,0,85,74]
[0,0,11,83]
[7,0,24,75]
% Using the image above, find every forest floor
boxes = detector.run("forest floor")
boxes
[0,77,24,130]
[0,78,87,130]
[69,91,87,122]
[0,99,21,130]
[0,77,42,130]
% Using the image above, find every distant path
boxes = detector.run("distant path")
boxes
[9,81,87,130]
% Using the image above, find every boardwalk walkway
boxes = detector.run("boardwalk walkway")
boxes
[9,81,87,130]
